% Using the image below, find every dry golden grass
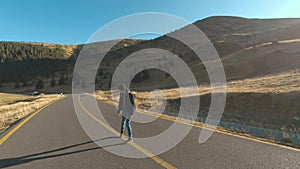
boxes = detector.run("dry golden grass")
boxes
[226,69,300,94]
[96,69,300,107]
[134,69,300,102]
[95,70,300,147]
[19,41,77,59]
[0,93,34,106]
[0,93,64,134]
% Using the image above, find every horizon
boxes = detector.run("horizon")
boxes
[3,15,300,45]
[1,0,300,44]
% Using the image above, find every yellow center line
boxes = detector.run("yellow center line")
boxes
[0,97,65,146]
[77,96,177,169]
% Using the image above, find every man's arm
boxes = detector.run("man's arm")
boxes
[129,93,135,119]
[117,93,124,116]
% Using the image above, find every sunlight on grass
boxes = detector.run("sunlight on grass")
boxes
[0,93,64,134]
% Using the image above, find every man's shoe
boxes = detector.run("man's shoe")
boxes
[127,138,133,142]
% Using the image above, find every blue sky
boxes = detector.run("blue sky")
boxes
[1,0,300,44]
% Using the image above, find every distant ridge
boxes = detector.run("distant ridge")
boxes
[1,16,300,85]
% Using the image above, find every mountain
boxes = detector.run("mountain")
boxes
[1,16,300,90]
[97,16,300,89]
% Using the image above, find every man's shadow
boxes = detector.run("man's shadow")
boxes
[0,137,125,168]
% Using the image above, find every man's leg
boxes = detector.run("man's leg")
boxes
[120,116,126,137]
[125,118,132,140]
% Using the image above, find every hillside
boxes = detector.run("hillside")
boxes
[1,16,300,91]
[96,69,300,146]
[100,16,300,89]
[0,42,76,62]
[0,39,142,83]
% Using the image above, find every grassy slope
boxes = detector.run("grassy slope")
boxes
[96,69,300,146]
[92,17,300,89]
[0,93,35,106]
[0,39,143,83]
[0,93,63,134]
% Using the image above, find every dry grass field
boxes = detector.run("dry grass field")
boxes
[97,69,300,101]
[0,93,64,134]
[96,69,300,146]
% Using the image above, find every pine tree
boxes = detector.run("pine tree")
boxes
[36,78,44,89]
[98,69,104,76]
[22,81,28,87]
[51,78,56,87]
[15,82,20,88]
[58,73,65,85]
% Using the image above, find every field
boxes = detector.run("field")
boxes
[0,93,64,134]
[96,70,300,147]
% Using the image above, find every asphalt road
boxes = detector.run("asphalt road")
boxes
[0,95,299,169]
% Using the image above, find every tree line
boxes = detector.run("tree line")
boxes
[0,59,71,82]
[0,41,70,62]
[11,72,69,90]
[0,42,76,82]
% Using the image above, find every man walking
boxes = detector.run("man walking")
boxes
[117,85,135,141]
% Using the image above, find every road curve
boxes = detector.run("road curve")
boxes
[0,95,299,169]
